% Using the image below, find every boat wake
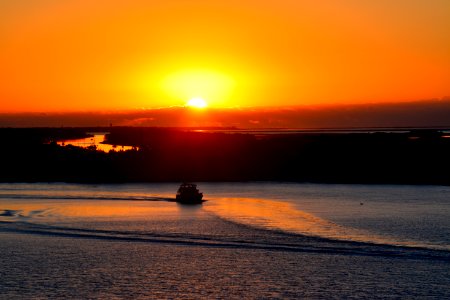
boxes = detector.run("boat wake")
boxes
[0,209,47,218]
[0,220,449,262]
[0,194,174,202]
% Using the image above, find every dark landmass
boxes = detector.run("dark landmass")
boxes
[0,127,449,185]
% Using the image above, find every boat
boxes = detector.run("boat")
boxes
[175,183,204,204]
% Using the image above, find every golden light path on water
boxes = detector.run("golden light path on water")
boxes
[0,201,177,220]
[203,197,450,250]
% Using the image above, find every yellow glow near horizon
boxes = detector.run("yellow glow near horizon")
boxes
[160,70,235,107]
[186,97,208,108]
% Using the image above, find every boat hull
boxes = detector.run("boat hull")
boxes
[175,194,204,204]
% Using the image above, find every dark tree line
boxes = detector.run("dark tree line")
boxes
[0,127,449,185]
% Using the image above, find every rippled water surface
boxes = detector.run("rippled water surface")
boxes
[1,182,450,298]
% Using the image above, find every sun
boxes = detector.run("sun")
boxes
[186,97,208,108]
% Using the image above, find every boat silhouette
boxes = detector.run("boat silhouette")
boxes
[175,183,204,204]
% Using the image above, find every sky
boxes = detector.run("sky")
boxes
[0,0,449,112]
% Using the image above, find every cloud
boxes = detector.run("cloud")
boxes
[1,100,449,129]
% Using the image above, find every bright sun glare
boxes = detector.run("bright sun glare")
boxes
[186,97,208,108]
[160,70,235,107]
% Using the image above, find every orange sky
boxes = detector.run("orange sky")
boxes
[1,0,449,112]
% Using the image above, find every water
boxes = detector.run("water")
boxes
[1,182,449,298]
[57,133,136,152]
